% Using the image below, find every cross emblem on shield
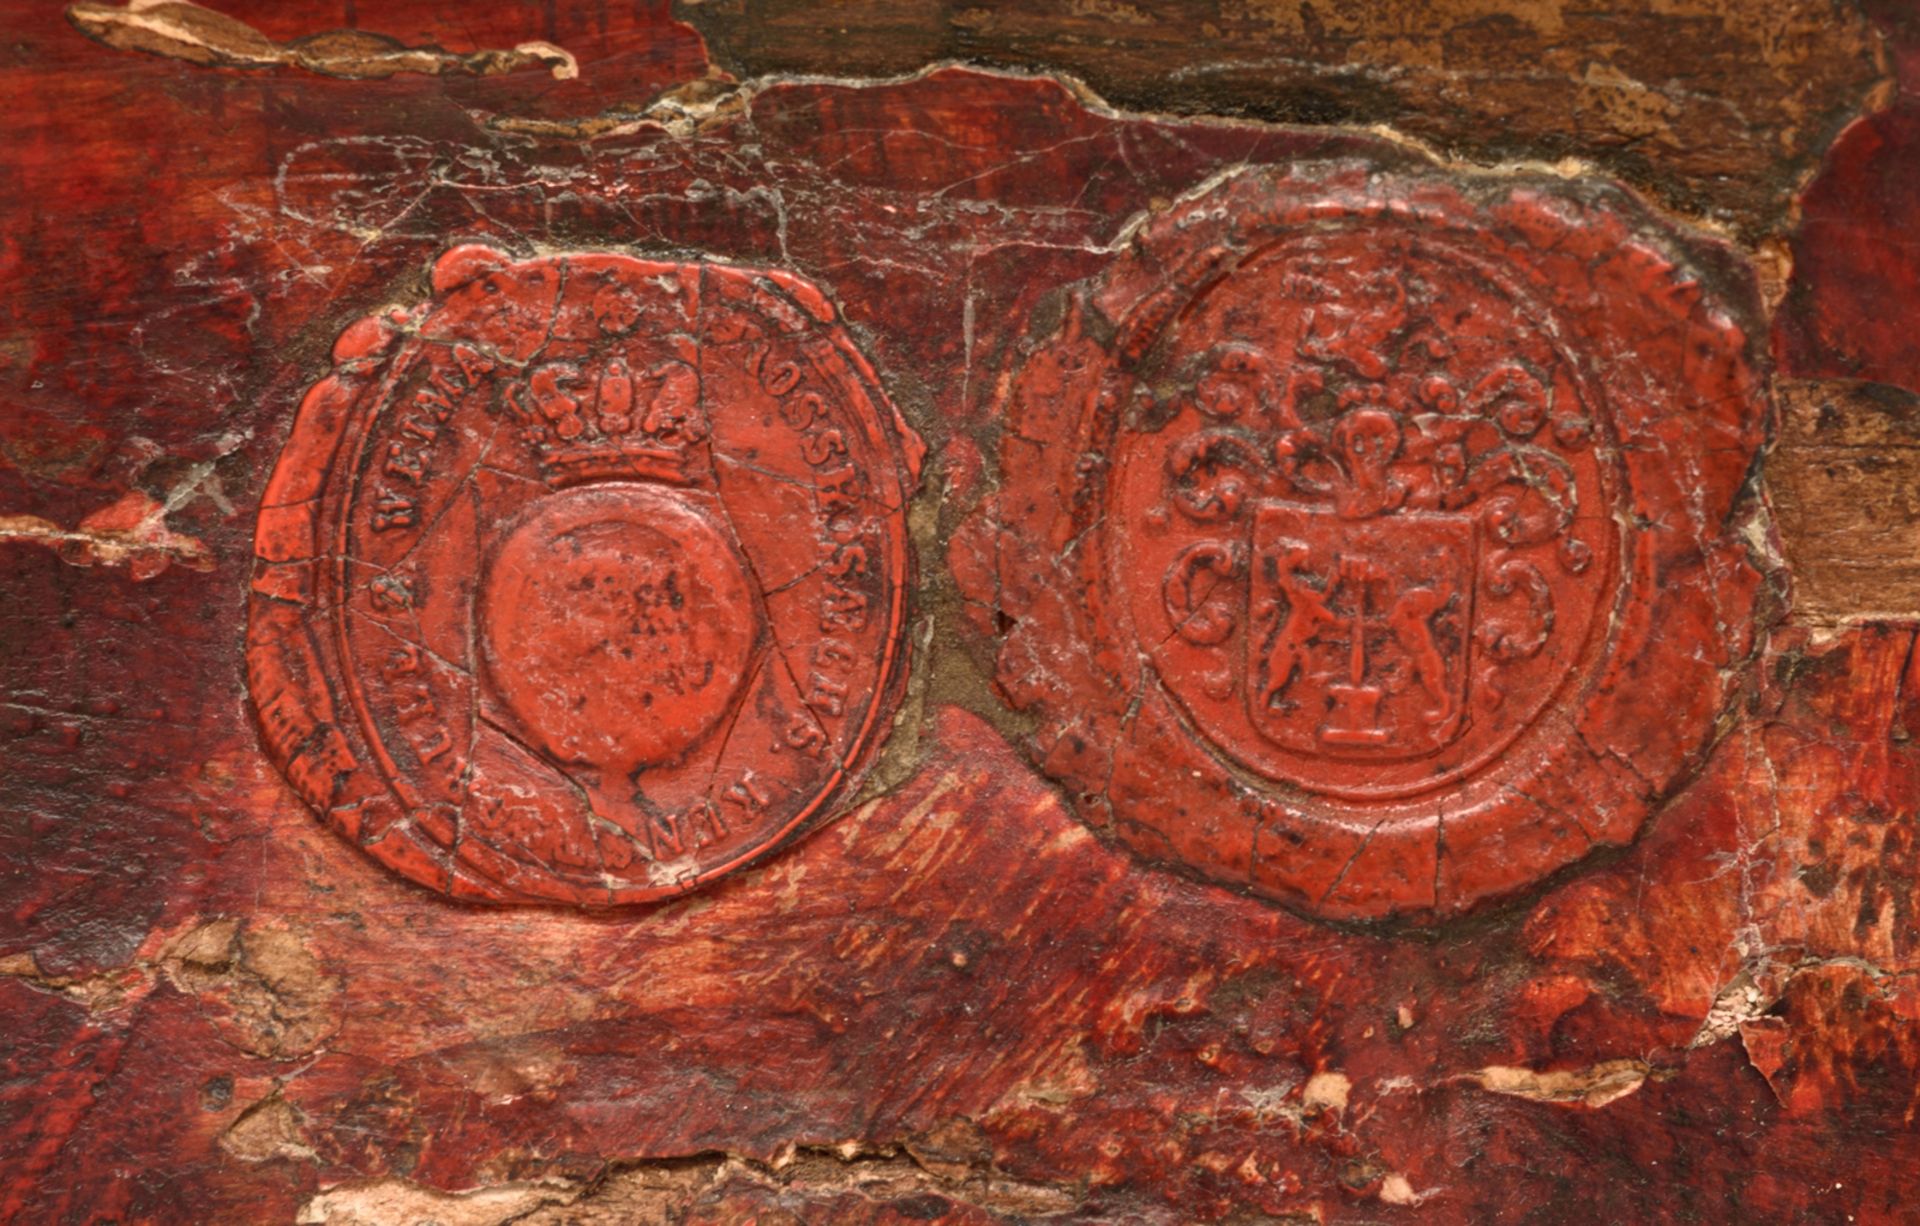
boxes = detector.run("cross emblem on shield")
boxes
[1248,502,1477,759]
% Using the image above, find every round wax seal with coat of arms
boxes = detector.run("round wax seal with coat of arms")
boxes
[247,246,923,906]
[957,163,1774,921]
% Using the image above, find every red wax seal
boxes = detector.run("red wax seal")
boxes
[959,164,1772,921]
[247,247,923,905]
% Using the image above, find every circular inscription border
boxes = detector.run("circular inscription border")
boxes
[247,246,924,907]
[962,163,1775,921]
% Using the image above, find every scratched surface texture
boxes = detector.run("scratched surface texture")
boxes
[3,0,1920,1222]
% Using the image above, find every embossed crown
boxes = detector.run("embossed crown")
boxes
[508,357,710,487]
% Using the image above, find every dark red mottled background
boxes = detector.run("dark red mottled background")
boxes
[4,2,1919,1221]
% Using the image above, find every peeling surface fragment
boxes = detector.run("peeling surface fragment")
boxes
[162,918,343,1060]
[67,0,579,80]
[0,490,212,580]
[297,1179,579,1225]
[479,74,746,140]
[298,1146,1080,1225]
[0,951,145,1013]
[1466,1060,1652,1109]
[1300,1071,1351,1115]
[1739,1016,1792,1101]
[222,1092,319,1165]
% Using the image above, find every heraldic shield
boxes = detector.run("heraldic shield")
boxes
[1249,502,1477,761]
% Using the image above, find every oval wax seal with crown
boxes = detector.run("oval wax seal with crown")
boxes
[247,246,923,906]
[957,162,1775,922]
